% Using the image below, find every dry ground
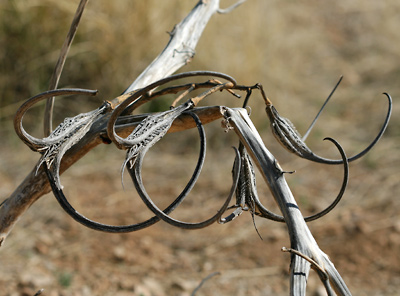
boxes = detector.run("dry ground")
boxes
[1,119,399,295]
[1,0,400,295]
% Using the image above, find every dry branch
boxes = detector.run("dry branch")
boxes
[221,107,352,295]
[0,1,390,295]
[0,0,232,247]
[44,0,90,136]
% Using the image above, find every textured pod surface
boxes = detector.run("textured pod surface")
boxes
[41,103,110,189]
[120,101,193,176]
[266,104,314,158]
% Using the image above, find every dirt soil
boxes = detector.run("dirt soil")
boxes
[1,1,400,295]
[1,128,399,296]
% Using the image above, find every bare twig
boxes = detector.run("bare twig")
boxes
[191,272,221,296]
[218,0,247,14]
[281,247,328,281]
[302,76,343,141]
[44,0,90,136]
[282,247,336,296]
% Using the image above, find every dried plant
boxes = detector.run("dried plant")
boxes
[0,1,393,295]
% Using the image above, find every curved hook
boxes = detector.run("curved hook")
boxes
[14,88,98,151]
[342,92,392,162]
[107,71,237,150]
[43,110,207,232]
[45,165,160,233]
[132,148,240,229]
[14,88,111,188]
[311,93,392,164]
[265,92,392,164]
[253,137,349,222]
[303,137,349,221]
[131,122,240,229]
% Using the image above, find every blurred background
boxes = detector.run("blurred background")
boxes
[0,0,399,295]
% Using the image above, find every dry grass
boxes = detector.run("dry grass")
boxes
[0,0,399,295]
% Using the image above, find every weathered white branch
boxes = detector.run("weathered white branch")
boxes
[217,0,246,14]
[222,107,352,296]
[1,1,356,295]
[0,0,226,247]
[124,0,221,93]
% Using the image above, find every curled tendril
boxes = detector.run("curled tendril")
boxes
[14,88,110,188]
[251,137,349,223]
[258,85,392,165]
[14,88,98,151]
[44,110,207,233]
[130,123,240,229]
[12,72,384,237]
[302,137,349,221]
[107,71,237,150]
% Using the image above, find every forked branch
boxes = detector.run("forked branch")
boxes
[0,1,393,295]
[221,107,352,295]
[0,0,241,246]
